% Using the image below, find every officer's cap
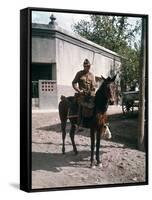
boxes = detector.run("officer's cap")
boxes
[83,59,91,65]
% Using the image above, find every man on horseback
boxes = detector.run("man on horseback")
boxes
[72,58,96,126]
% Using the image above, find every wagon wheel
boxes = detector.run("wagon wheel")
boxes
[122,100,134,115]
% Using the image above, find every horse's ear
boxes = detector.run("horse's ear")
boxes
[111,74,117,82]
[101,75,106,81]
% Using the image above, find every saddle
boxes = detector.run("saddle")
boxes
[66,96,79,118]
[81,96,95,118]
[64,95,95,119]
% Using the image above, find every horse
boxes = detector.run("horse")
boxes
[58,75,116,168]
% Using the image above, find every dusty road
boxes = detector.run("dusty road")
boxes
[32,106,146,189]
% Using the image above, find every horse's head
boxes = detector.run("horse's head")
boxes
[102,75,116,105]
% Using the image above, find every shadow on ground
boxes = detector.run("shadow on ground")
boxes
[32,140,134,173]
[32,150,90,172]
[36,112,139,150]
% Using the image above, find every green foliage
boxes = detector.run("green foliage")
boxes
[72,15,141,91]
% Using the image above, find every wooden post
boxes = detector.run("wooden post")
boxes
[138,17,147,151]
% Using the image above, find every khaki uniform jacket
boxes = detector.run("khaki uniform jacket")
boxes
[72,70,96,95]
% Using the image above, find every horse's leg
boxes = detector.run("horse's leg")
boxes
[90,127,95,168]
[61,121,67,154]
[69,121,78,155]
[96,129,102,167]
[59,99,68,154]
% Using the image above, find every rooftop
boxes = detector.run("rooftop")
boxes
[32,14,123,60]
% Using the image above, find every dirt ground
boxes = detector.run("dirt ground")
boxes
[32,106,146,189]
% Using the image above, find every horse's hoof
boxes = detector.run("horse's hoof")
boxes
[97,163,103,168]
[90,164,96,169]
[74,151,78,155]
[62,149,65,154]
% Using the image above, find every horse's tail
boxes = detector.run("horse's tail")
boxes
[58,95,69,122]
[60,95,66,101]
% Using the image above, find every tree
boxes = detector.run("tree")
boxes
[72,15,141,90]
[138,17,147,151]
[73,15,147,151]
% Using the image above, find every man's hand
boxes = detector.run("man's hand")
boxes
[78,90,85,95]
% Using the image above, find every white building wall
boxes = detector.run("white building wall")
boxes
[56,38,96,101]
[32,37,56,63]
[93,53,114,78]
[56,39,120,86]
[56,39,94,86]
[56,38,120,102]
[32,25,122,109]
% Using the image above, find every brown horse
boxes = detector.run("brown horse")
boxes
[58,75,116,168]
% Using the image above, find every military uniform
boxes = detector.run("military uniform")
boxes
[72,69,96,126]
[72,70,96,96]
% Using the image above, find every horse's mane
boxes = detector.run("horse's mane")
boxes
[95,81,109,113]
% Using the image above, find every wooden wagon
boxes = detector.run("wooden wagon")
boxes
[121,91,139,114]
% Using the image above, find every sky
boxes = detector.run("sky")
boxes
[32,10,142,48]
[32,11,141,34]
[32,11,91,34]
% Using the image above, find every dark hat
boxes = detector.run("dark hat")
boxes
[83,58,90,65]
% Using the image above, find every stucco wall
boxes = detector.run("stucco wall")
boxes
[32,24,122,109]
[56,38,121,84]
[56,38,121,100]
[32,37,56,63]
[56,38,94,86]
[56,38,95,101]
[93,53,114,78]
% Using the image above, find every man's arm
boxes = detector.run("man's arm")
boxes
[72,72,82,93]
[91,74,96,91]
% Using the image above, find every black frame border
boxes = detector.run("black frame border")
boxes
[20,7,149,193]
